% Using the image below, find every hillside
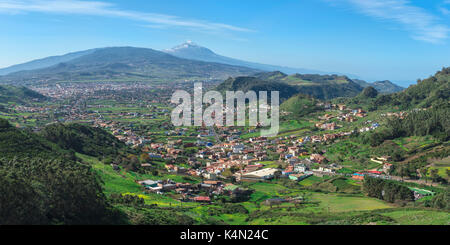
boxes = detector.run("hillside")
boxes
[354,79,404,94]
[374,67,450,109]
[216,71,364,100]
[40,123,128,157]
[0,85,46,104]
[0,49,98,76]
[0,119,119,225]
[280,94,320,118]
[0,47,260,84]
[0,118,68,159]
[215,76,299,101]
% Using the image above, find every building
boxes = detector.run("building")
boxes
[288,173,312,181]
[138,180,159,188]
[194,196,211,203]
[310,154,326,163]
[240,168,278,181]
[294,163,307,173]
[352,172,365,180]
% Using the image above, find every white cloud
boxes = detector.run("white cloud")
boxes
[329,0,449,43]
[0,0,254,33]
[439,7,450,15]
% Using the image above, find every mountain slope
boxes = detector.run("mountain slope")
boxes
[0,118,68,159]
[0,47,260,84]
[0,49,98,76]
[257,72,364,99]
[0,85,46,104]
[0,118,115,225]
[165,41,326,75]
[374,67,449,109]
[353,79,404,94]
[216,76,299,101]
[40,123,127,157]
[280,94,320,118]
[371,80,404,93]
[215,71,364,100]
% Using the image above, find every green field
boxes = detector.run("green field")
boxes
[312,193,392,212]
[381,210,450,225]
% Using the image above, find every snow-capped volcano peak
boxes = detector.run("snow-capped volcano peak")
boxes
[174,40,199,49]
[164,41,216,56]
[163,41,328,75]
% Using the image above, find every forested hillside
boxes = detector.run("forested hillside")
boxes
[0,85,46,104]
[216,76,299,101]
[40,123,128,158]
[280,94,321,118]
[0,119,71,159]
[216,71,365,100]
[0,118,123,224]
[375,67,450,109]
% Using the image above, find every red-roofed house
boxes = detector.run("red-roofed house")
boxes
[194,196,211,202]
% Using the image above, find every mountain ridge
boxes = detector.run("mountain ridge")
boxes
[0,47,261,84]
[0,49,98,76]
[353,79,404,94]
[164,41,350,76]
[215,71,365,100]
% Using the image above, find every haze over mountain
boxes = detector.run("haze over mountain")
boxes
[0,42,403,93]
[0,47,260,84]
[0,49,98,76]
[164,41,328,75]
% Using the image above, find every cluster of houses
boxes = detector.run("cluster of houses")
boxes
[137,179,250,203]
[351,156,395,181]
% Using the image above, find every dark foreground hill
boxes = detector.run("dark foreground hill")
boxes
[0,47,260,84]
[0,119,118,224]
[0,118,199,225]
[0,119,67,159]
[40,123,127,158]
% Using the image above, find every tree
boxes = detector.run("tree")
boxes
[140,153,150,162]
[274,170,282,179]
[429,190,449,210]
[0,118,11,129]
[222,168,233,178]
[363,177,413,203]
[0,158,112,225]
[420,167,429,183]
[361,86,378,98]
[430,169,440,183]
[398,165,409,181]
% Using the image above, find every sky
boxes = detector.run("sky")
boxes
[0,0,449,86]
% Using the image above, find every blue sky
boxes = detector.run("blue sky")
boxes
[0,0,449,86]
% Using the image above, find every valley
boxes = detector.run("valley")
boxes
[0,67,448,225]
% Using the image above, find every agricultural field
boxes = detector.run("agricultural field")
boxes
[381,210,450,225]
